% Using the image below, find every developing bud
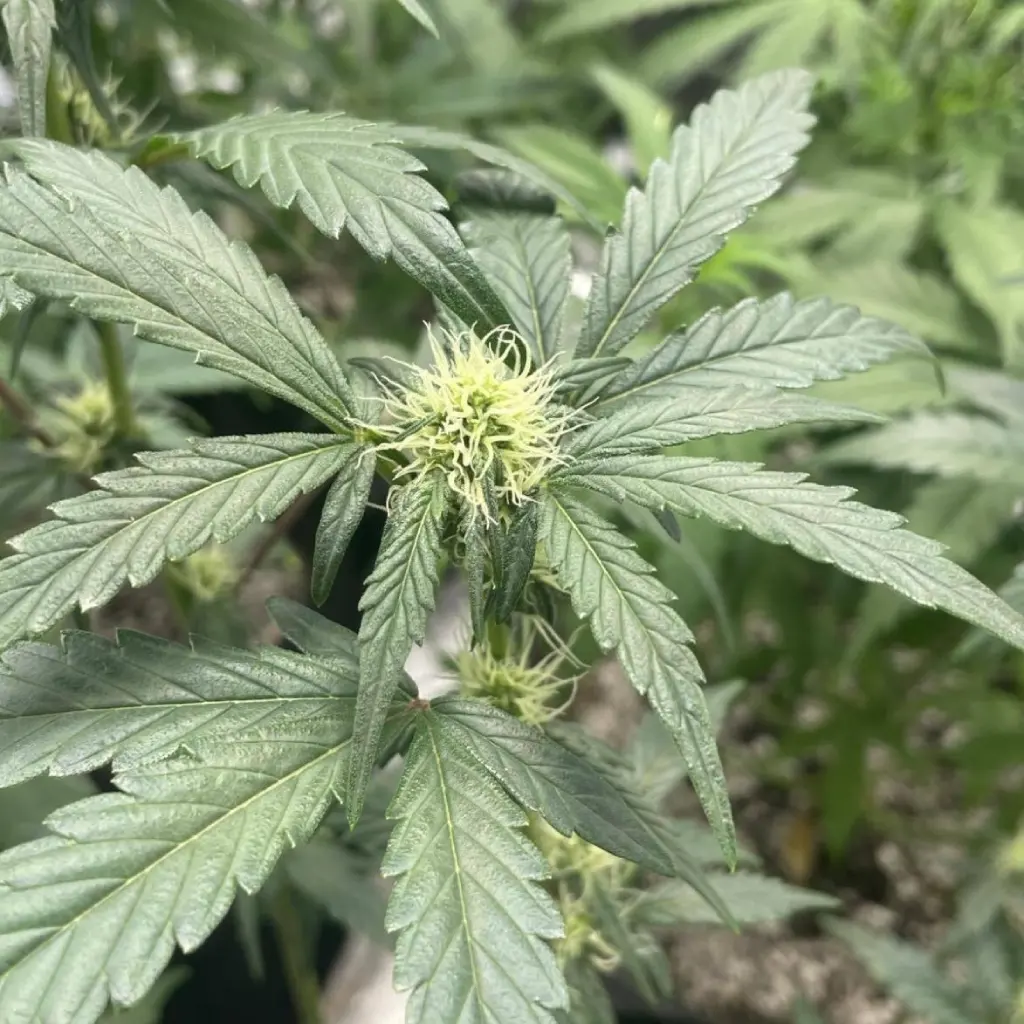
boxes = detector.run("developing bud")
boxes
[368,326,574,523]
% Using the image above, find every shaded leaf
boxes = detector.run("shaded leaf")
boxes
[826,919,975,1024]
[311,446,376,606]
[463,212,572,360]
[0,0,55,137]
[0,435,356,650]
[821,411,1024,487]
[634,872,837,927]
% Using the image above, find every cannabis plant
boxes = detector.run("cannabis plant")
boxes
[3,21,1024,1015]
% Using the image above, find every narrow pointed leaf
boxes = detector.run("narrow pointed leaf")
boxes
[567,388,881,459]
[175,113,509,329]
[561,456,1024,651]
[0,631,360,786]
[849,479,1018,658]
[349,474,447,824]
[462,508,488,643]
[1,0,55,137]
[463,212,572,360]
[591,294,930,410]
[538,489,735,864]
[577,70,814,359]
[0,435,356,650]
[382,711,567,1023]
[311,446,376,606]
[8,142,353,427]
[635,873,837,927]
[0,710,405,1024]
[545,720,735,920]
[493,501,539,622]
[393,0,438,35]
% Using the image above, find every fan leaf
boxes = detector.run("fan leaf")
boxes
[0,435,356,650]
[590,294,929,410]
[576,70,814,359]
[349,473,447,824]
[7,141,353,427]
[0,709,405,1024]
[463,212,572,360]
[560,455,1024,651]
[567,388,881,459]
[433,697,681,873]
[382,710,567,1024]
[0,631,359,786]
[538,489,735,864]
[176,112,509,329]
[821,411,1024,487]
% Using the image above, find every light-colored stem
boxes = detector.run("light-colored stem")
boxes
[96,321,137,439]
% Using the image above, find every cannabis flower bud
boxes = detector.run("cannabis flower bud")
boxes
[369,326,572,522]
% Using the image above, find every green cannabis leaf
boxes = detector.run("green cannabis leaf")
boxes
[382,708,568,1024]
[539,489,736,864]
[2,143,354,427]
[577,69,814,358]
[0,629,362,785]
[174,113,510,329]
[348,472,447,823]
[1,61,1022,1024]
[463,212,573,361]
[0,0,55,137]
[556,455,1024,649]
[588,294,930,409]
[0,666,409,1024]
[0,436,356,648]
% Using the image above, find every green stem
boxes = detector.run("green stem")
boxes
[44,64,74,145]
[96,321,137,439]
[270,888,322,1024]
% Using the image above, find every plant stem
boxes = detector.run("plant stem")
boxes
[270,888,322,1024]
[95,321,137,439]
[44,64,74,145]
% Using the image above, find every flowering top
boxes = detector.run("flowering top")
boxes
[369,326,572,522]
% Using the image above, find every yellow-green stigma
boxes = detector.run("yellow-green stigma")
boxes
[455,617,580,726]
[370,326,571,522]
